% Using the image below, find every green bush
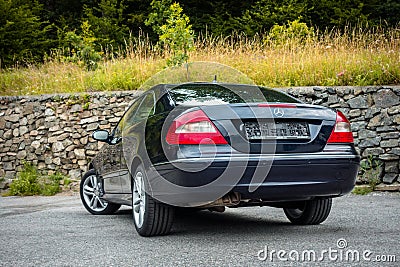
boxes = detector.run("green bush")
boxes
[40,173,64,196]
[359,155,382,189]
[266,19,315,46]
[9,162,41,196]
[58,21,102,71]
[7,162,67,196]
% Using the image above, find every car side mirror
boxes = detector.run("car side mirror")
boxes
[92,129,111,143]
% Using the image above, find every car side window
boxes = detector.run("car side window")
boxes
[109,119,124,144]
[123,98,143,127]
[133,92,156,122]
[155,93,175,114]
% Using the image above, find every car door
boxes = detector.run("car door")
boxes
[120,92,156,193]
[98,120,124,193]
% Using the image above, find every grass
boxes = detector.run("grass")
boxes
[352,186,374,195]
[1,26,399,96]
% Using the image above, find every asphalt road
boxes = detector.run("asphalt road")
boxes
[0,192,399,266]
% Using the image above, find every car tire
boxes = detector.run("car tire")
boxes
[80,169,121,215]
[283,198,332,225]
[132,164,175,237]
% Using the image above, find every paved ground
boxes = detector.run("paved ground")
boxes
[0,192,399,266]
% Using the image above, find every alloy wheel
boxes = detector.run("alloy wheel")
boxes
[82,174,108,212]
[133,171,146,228]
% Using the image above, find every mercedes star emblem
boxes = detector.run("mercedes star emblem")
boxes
[273,108,284,117]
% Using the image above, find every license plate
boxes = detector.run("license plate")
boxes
[244,121,310,140]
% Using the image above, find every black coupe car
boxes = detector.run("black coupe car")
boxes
[80,83,360,236]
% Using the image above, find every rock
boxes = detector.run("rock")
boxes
[78,160,87,166]
[385,161,398,173]
[49,125,61,132]
[391,148,400,155]
[45,108,55,116]
[62,139,73,148]
[381,139,399,148]
[58,133,70,140]
[12,128,19,137]
[365,108,379,119]
[373,89,400,108]
[375,184,400,192]
[347,96,368,109]
[65,145,76,152]
[52,142,64,153]
[358,129,376,139]
[382,173,398,184]
[48,136,58,143]
[3,162,13,171]
[380,132,399,139]
[359,138,381,148]
[86,123,99,131]
[379,154,399,161]
[86,150,97,156]
[22,104,33,115]
[81,111,91,118]
[45,116,57,122]
[109,117,119,123]
[394,114,400,124]
[53,158,61,165]
[68,169,82,179]
[19,126,28,135]
[362,147,385,156]
[70,104,81,113]
[353,87,363,96]
[4,171,16,179]
[18,142,26,150]
[74,148,86,159]
[388,105,400,115]
[45,156,52,164]
[80,136,88,145]
[16,150,27,159]
[4,130,12,139]
[0,178,10,189]
[79,116,98,124]
[368,111,391,127]
[20,117,28,126]
[5,114,20,122]
[350,121,366,131]
[31,140,41,149]
[348,109,361,118]
[27,153,37,160]
[376,126,395,132]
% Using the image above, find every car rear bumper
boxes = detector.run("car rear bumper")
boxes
[148,146,360,206]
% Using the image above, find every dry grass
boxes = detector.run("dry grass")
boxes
[1,26,399,96]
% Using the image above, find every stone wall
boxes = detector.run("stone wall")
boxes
[0,91,141,186]
[0,86,399,189]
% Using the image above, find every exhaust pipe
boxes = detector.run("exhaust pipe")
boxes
[200,192,241,209]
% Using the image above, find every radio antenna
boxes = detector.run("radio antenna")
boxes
[212,75,217,83]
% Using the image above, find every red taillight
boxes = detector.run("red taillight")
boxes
[166,109,228,145]
[327,111,354,143]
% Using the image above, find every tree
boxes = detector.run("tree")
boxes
[240,0,310,35]
[0,0,52,67]
[158,3,195,66]
[145,0,173,35]
[83,0,129,53]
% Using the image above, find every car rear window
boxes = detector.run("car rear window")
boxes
[168,84,300,105]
